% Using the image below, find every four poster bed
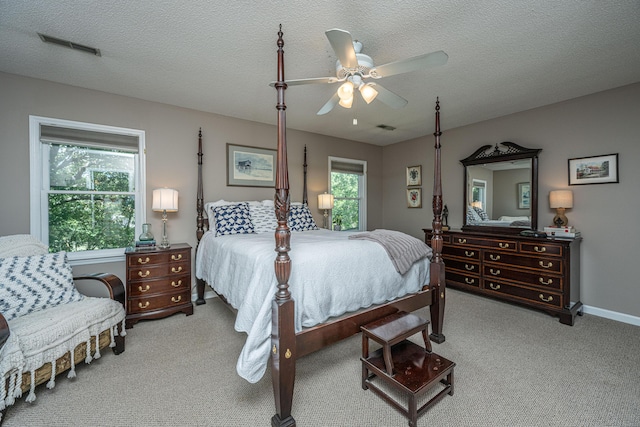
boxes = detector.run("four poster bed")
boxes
[194,27,447,427]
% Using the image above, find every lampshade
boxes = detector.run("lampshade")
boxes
[338,96,353,109]
[152,188,179,212]
[318,193,334,210]
[337,81,354,100]
[471,201,483,209]
[359,84,378,104]
[549,190,573,209]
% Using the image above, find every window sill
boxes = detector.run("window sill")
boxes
[67,248,126,266]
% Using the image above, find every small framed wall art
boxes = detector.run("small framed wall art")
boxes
[407,188,422,208]
[568,153,619,185]
[406,165,422,186]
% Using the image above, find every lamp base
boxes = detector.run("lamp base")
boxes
[553,208,569,227]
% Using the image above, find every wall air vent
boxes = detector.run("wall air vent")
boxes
[38,33,101,56]
[376,124,396,131]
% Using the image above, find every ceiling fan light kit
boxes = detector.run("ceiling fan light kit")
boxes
[280,28,448,117]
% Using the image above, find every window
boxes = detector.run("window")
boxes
[30,116,145,264]
[329,157,366,231]
[471,179,487,210]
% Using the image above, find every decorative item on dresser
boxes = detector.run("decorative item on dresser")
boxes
[423,229,582,325]
[125,243,193,328]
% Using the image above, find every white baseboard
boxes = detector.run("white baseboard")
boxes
[582,304,640,326]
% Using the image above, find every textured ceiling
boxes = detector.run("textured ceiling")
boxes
[1,1,639,146]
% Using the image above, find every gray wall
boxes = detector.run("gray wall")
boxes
[0,72,383,289]
[382,82,640,319]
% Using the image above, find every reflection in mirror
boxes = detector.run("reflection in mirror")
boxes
[461,142,541,234]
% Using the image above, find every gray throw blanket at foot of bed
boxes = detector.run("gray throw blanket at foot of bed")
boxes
[348,229,432,275]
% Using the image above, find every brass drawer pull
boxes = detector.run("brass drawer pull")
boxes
[171,266,183,273]
[489,268,501,276]
[171,295,182,303]
[137,257,150,264]
[539,294,554,302]
[138,301,150,309]
[138,270,150,278]
[465,264,475,271]
[498,242,510,249]
[465,251,475,257]
[539,277,553,285]
[489,254,501,261]
[488,283,501,290]
[539,261,553,269]
[171,254,183,261]
[138,284,150,292]
[171,280,182,287]
[458,238,467,244]
[534,246,546,253]
[464,278,475,284]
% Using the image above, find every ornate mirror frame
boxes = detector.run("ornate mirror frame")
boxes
[461,142,542,235]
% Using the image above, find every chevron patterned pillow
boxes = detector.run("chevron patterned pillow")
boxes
[0,251,84,321]
[213,202,255,237]
[289,204,319,232]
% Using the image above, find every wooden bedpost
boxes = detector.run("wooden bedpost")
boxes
[196,128,207,305]
[271,25,296,427]
[302,145,308,205]
[429,98,446,343]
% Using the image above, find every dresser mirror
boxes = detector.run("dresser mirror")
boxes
[461,142,541,234]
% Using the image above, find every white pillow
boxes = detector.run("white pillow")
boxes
[0,251,85,321]
[250,204,278,233]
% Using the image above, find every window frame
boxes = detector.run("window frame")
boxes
[328,156,367,231]
[29,116,146,265]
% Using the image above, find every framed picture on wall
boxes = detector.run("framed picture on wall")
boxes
[407,188,422,208]
[568,153,619,185]
[227,143,276,187]
[406,165,422,186]
[517,182,530,209]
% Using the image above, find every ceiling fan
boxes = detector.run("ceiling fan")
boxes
[280,29,448,115]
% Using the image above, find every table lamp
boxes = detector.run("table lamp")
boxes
[317,192,334,229]
[549,190,573,227]
[152,188,179,248]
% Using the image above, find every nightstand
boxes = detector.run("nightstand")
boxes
[125,243,194,328]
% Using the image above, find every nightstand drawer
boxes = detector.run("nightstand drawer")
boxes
[127,260,190,281]
[127,248,190,267]
[128,289,192,314]
[127,275,190,297]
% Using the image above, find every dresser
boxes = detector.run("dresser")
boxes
[125,243,194,328]
[424,229,582,325]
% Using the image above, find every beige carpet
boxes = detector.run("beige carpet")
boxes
[4,288,640,426]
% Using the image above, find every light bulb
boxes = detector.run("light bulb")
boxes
[337,81,354,100]
[339,96,353,108]
[359,84,378,104]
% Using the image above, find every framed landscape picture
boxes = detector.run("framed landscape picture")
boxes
[517,182,530,209]
[227,143,276,187]
[568,153,619,185]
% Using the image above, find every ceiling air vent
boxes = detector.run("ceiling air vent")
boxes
[38,33,101,56]
[376,124,396,131]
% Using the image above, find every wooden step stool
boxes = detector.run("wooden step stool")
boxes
[361,311,454,427]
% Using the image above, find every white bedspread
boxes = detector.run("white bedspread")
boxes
[195,229,431,383]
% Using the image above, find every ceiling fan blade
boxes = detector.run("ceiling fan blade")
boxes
[372,84,408,109]
[325,29,358,69]
[369,50,448,78]
[317,93,340,115]
[269,77,340,87]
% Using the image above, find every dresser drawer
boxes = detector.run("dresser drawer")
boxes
[446,257,480,274]
[483,251,563,274]
[482,279,562,309]
[443,245,480,260]
[519,242,563,257]
[451,236,517,252]
[483,265,562,290]
[127,274,191,297]
[447,270,480,288]
[128,289,192,314]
